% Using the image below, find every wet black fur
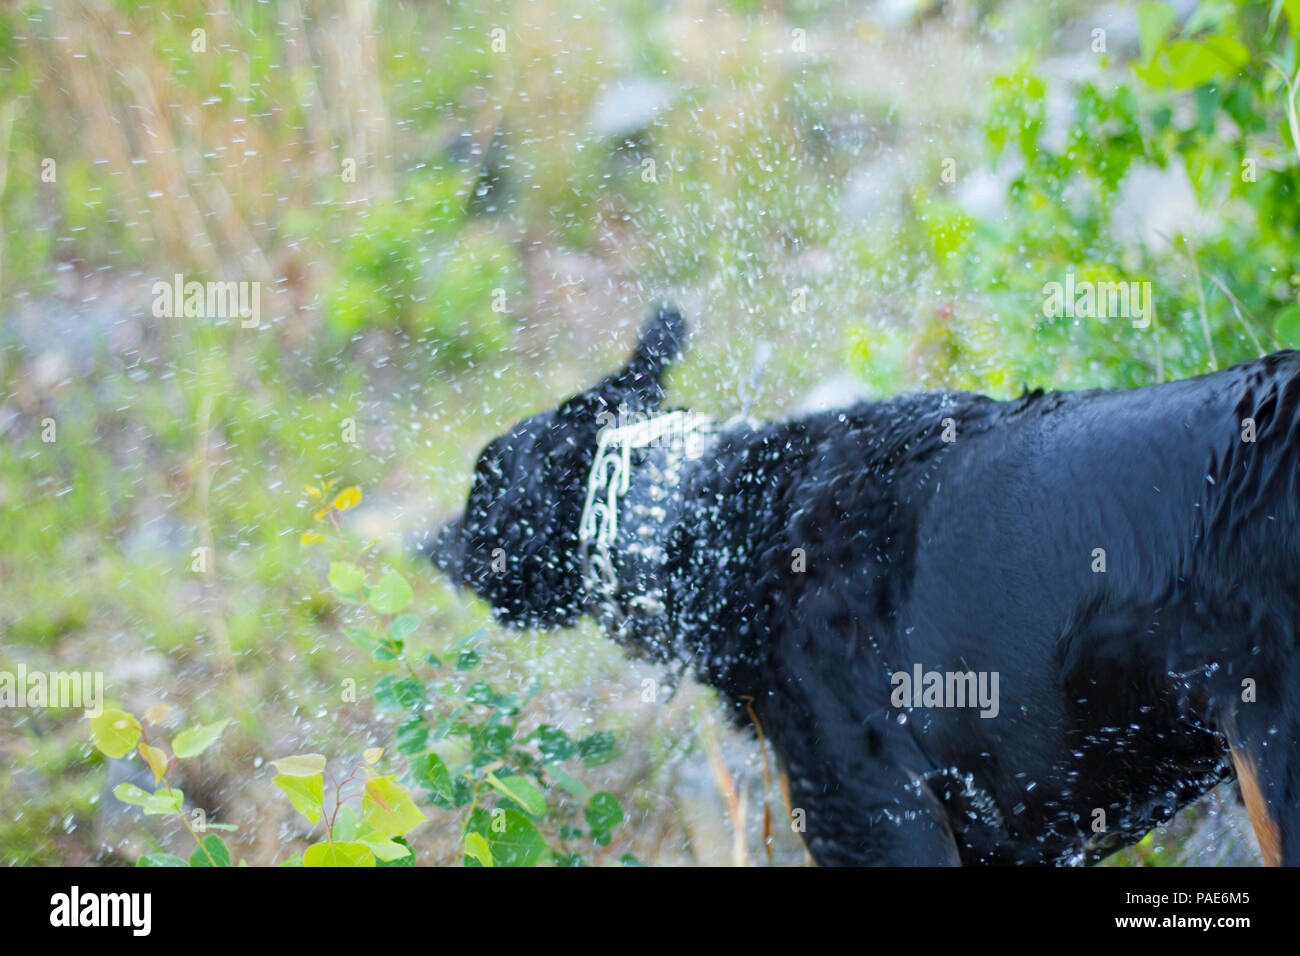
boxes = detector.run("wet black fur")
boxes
[432,306,1300,866]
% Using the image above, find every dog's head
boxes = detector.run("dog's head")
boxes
[429,305,687,628]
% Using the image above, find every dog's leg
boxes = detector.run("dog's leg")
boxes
[781,755,962,866]
[1227,741,1282,866]
[759,660,962,865]
[768,700,962,866]
[1222,692,1300,866]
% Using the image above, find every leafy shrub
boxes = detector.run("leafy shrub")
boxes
[850,0,1300,394]
[89,483,632,866]
[304,483,632,866]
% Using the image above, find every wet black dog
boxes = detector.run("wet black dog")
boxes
[430,305,1300,866]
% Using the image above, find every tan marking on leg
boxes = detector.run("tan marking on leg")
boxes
[1229,742,1282,867]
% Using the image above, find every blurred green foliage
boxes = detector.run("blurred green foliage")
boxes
[321,171,518,360]
[849,0,1300,394]
[2,0,1292,867]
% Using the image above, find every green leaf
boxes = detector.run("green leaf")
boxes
[455,627,489,648]
[396,716,429,754]
[328,561,366,595]
[485,772,547,817]
[353,832,413,868]
[1273,304,1300,345]
[331,805,360,842]
[356,828,413,862]
[137,853,188,867]
[1136,1,1175,63]
[362,776,428,836]
[1149,35,1249,90]
[1287,0,1300,36]
[547,766,591,800]
[345,626,381,652]
[474,721,513,758]
[456,649,480,670]
[303,841,376,867]
[373,675,427,714]
[376,836,416,867]
[368,572,414,614]
[145,788,185,815]
[483,809,550,867]
[585,791,625,831]
[113,783,184,816]
[270,753,327,776]
[90,709,141,759]
[171,718,230,759]
[410,752,455,808]
[578,730,618,767]
[464,831,493,867]
[190,834,231,867]
[533,725,575,762]
[274,772,324,823]
[389,614,419,641]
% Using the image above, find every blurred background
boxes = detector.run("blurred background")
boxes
[2,0,1295,865]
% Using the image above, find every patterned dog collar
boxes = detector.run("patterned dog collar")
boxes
[578,410,717,641]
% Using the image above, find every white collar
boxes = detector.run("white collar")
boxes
[578,410,717,639]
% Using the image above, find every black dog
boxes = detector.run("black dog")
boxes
[431,305,1299,866]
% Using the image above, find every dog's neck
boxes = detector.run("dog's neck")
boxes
[578,409,722,664]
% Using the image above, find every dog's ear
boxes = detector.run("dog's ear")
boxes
[588,304,688,413]
[624,303,688,392]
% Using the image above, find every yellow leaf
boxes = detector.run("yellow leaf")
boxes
[89,709,142,759]
[171,718,230,759]
[271,753,328,776]
[364,779,391,812]
[143,704,171,724]
[300,531,326,546]
[303,841,375,867]
[274,773,324,823]
[464,832,493,867]
[304,485,322,497]
[363,747,384,765]
[333,486,362,511]
[139,744,169,783]
[313,508,330,522]
[363,777,428,837]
